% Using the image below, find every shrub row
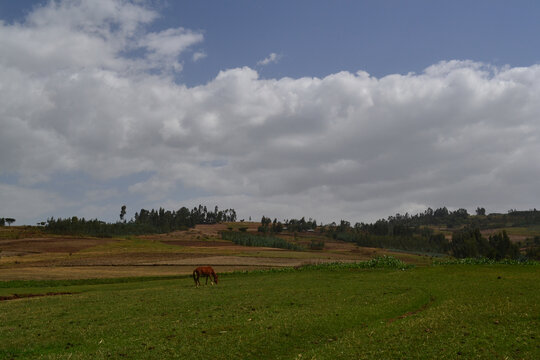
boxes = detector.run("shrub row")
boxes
[221,231,304,251]
[433,257,539,266]
[228,256,413,276]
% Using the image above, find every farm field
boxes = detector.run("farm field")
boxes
[1,264,539,359]
[1,224,539,359]
[0,225,429,280]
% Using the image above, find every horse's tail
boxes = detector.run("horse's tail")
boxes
[192,269,198,284]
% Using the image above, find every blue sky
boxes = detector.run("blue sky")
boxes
[168,0,540,85]
[1,0,540,224]
[160,1,540,85]
[4,0,539,85]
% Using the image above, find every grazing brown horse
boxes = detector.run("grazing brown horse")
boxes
[193,266,218,287]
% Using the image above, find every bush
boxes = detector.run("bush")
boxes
[221,231,303,251]
[229,256,413,275]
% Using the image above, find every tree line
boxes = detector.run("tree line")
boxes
[44,205,236,237]
[319,207,537,260]
[450,228,519,260]
[133,205,236,230]
[258,216,318,233]
[378,206,540,229]
[254,207,537,259]
[324,220,450,255]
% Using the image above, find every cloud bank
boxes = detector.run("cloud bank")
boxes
[1,1,540,224]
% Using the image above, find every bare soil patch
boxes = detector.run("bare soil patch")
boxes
[0,237,113,254]
[387,296,436,323]
[147,255,349,267]
[144,222,259,241]
[161,240,239,247]
[0,292,73,301]
[3,252,216,267]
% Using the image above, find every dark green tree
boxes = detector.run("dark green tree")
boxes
[120,205,127,222]
[489,230,519,260]
[451,228,482,258]
[476,207,486,216]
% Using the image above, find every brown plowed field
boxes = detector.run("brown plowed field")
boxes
[0,237,114,255]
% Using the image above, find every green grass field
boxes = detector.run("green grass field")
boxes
[1,264,539,359]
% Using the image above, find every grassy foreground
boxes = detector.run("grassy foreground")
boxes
[1,265,538,359]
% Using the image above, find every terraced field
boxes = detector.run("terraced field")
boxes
[0,225,426,280]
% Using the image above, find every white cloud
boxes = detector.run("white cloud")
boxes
[192,51,207,62]
[0,0,202,77]
[139,27,204,72]
[257,52,281,66]
[1,1,540,224]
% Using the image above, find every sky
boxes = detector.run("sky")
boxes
[1,0,540,225]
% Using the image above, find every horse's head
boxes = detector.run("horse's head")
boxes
[213,273,219,284]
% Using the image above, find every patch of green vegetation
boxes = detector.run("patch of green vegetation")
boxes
[1,265,538,359]
[0,226,47,240]
[300,255,412,270]
[231,256,413,276]
[433,257,539,266]
[500,226,540,237]
[43,205,237,237]
[221,231,304,251]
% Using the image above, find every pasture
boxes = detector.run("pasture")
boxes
[1,264,538,359]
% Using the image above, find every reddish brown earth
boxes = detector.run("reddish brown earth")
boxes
[0,237,114,255]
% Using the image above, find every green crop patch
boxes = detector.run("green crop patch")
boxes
[0,265,538,359]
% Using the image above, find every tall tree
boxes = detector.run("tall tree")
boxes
[476,207,486,216]
[120,205,127,222]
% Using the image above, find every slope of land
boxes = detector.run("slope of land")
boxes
[0,224,426,280]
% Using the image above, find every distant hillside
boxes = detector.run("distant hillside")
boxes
[254,209,540,260]
[316,208,540,260]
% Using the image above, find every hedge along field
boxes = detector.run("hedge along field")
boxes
[0,264,539,359]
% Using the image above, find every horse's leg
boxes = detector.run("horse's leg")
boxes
[194,270,200,287]
[205,274,209,285]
